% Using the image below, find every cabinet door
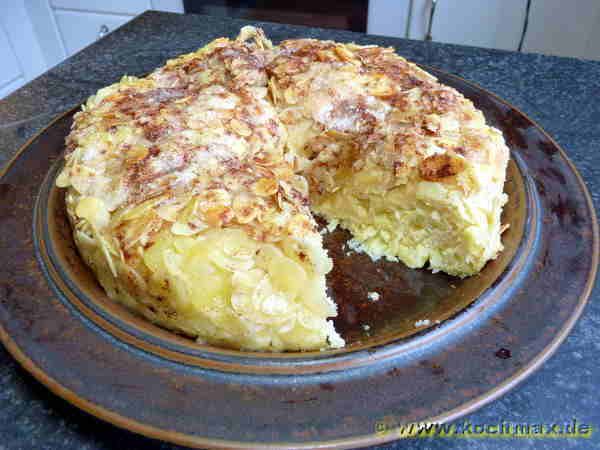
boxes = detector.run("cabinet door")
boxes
[408,0,527,51]
[0,1,47,99]
[50,0,151,15]
[367,0,410,38]
[53,10,132,56]
[50,0,183,14]
[1,0,183,98]
[0,25,25,98]
[522,0,600,60]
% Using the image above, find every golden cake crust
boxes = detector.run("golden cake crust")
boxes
[56,27,510,351]
[267,38,509,192]
[58,29,316,253]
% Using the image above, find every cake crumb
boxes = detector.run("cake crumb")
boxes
[367,291,380,302]
[414,319,431,327]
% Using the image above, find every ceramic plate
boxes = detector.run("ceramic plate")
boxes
[0,67,597,449]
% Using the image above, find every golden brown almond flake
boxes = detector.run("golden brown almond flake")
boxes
[252,178,279,197]
[419,153,465,181]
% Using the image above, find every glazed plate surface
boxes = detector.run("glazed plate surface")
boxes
[0,67,597,449]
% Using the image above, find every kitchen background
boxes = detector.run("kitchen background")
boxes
[1,0,599,99]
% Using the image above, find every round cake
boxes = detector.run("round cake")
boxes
[56,27,509,351]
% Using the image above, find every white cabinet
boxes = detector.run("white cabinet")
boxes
[367,0,411,39]
[0,0,183,99]
[30,0,184,62]
[521,0,600,59]
[367,0,526,51]
[0,29,22,88]
[408,0,527,51]
[0,2,47,98]
[50,0,153,15]
[368,0,600,60]
[53,9,133,55]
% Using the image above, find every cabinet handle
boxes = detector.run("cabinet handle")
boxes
[518,0,532,51]
[98,24,109,39]
[425,0,437,41]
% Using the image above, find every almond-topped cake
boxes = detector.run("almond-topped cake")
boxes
[57,27,509,351]
[269,38,509,277]
[57,28,342,351]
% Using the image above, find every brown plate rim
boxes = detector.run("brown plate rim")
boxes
[0,66,597,449]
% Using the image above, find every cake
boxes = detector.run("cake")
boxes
[56,27,509,351]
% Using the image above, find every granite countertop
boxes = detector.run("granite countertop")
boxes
[1,11,598,450]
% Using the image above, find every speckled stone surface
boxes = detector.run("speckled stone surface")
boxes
[0,11,598,450]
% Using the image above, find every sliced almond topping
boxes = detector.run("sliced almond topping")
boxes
[334,45,356,63]
[232,197,259,224]
[283,88,299,105]
[268,79,280,104]
[229,118,252,137]
[127,145,149,162]
[203,205,232,227]
[252,178,279,197]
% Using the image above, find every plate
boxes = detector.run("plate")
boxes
[0,67,597,449]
